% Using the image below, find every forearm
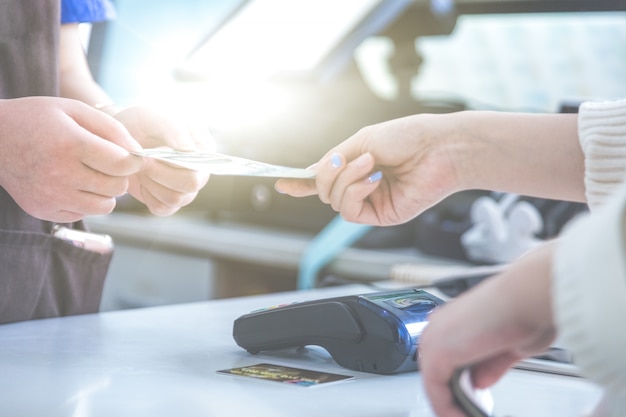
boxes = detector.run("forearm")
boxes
[58,24,119,115]
[59,70,114,111]
[447,111,585,201]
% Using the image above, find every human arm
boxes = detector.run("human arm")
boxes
[420,182,626,417]
[420,100,626,417]
[276,111,584,226]
[58,23,211,216]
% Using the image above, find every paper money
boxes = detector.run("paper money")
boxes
[132,148,315,179]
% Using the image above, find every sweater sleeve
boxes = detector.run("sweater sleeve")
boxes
[553,186,626,416]
[552,99,626,416]
[578,99,626,211]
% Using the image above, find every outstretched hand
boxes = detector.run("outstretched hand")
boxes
[276,114,463,226]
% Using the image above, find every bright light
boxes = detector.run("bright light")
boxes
[179,0,381,83]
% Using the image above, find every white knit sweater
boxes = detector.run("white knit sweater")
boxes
[554,99,626,416]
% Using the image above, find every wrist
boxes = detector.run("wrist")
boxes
[452,111,502,191]
[449,110,543,193]
[421,111,485,193]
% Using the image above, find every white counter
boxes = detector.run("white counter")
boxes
[0,285,600,417]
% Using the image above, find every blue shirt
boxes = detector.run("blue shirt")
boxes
[61,0,116,24]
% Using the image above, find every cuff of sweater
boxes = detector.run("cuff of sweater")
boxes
[578,99,626,211]
[553,183,626,402]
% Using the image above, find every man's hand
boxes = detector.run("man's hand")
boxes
[111,106,212,216]
[0,97,143,223]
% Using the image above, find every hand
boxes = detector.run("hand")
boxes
[276,113,464,226]
[419,242,557,417]
[275,111,584,226]
[0,97,143,223]
[111,106,212,216]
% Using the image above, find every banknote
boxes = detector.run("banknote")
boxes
[131,148,316,179]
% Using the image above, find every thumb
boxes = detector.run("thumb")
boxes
[152,117,196,151]
[67,101,142,152]
[114,106,196,151]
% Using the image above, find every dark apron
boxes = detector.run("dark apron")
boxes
[0,0,112,324]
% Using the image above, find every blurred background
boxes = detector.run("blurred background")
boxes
[90,0,626,228]
[86,0,626,310]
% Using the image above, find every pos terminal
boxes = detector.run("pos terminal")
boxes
[232,289,444,374]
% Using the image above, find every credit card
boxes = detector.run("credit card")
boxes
[217,363,354,387]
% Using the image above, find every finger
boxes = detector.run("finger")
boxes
[419,349,459,417]
[151,184,198,210]
[153,122,194,151]
[315,152,346,204]
[141,159,209,194]
[74,167,131,198]
[132,169,199,211]
[336,173,383,224]
[53,191,118,219]
[138,110,196,150]
[419,313,473,417]
[66,101,142,152]
[133,182,184,217]
[422,370,468,417]
[274,178,317,197]
[80,137,144,177]
[62,102,145,176]
[328,152,376,211]
[471,353,521,389]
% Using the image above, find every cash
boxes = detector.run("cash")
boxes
[132,148,315,179]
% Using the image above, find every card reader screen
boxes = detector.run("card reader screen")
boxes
[356,290,440,355]
[360,290,439,316]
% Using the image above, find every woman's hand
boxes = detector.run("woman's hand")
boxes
[276,113,464,226]
[276,111,584,226]
[419,242,557,417]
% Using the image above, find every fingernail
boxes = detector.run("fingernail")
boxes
[330,153,342,168]
[368,171,383,183]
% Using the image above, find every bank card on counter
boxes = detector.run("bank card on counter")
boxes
[217,363,354,387]
[132,148,315,179]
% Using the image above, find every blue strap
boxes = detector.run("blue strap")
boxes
[297,215,372,290]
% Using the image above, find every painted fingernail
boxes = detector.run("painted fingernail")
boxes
[368,171,383,183]
[331,153,342,168]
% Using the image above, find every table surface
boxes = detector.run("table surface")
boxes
[0,285,601,417]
